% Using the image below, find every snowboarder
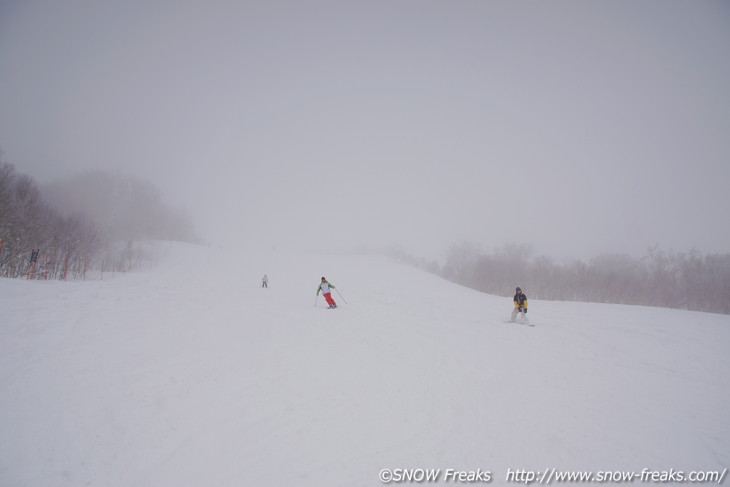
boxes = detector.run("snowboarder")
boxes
[510,287,529,323]
[262,274,268,288]
[316,277,337,308]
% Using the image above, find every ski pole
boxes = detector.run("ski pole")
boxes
[315,294,319,306]
[335,288,348,304]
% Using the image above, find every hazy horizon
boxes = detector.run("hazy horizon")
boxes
[1,1,729,262]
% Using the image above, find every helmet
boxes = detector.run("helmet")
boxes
[321,277,326,280]
[516,287,522,293]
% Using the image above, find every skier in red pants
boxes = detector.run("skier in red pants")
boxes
[316,277,337,308]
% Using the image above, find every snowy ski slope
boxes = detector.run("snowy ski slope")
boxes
[1,242,728,486]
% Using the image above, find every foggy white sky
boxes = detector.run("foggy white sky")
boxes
[1,0,729,260]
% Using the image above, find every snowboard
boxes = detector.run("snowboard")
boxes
[506,320,534,327]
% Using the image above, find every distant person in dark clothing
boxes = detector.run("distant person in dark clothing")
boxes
[510,287,528,323]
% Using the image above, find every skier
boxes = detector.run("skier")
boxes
[510,287,529,323]
[262,274,268,288]
[316,277,337,308]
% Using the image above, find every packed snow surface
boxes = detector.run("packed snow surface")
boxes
[1,242,728,486]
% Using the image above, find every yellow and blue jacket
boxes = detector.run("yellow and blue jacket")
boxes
[514,292,528,309]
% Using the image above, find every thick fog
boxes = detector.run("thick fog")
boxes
[1,1,728,260]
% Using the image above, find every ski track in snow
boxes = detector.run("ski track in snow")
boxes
[1,242,729,486]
